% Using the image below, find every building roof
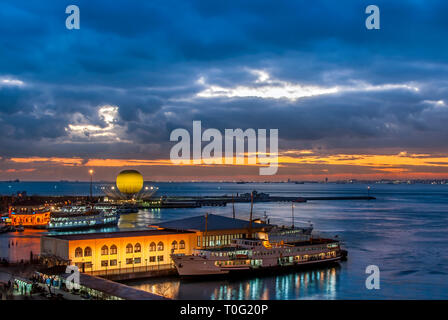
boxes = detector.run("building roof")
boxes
[155,213,272,232]
[45,228,194,241]
[59,272,167,300]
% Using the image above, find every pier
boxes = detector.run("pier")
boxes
[1,192,376,213]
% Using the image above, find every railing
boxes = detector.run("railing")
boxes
[83,263,175,277]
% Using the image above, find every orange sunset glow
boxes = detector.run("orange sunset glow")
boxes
[3,150,448,181]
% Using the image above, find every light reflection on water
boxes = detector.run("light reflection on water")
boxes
[126,267,339,300]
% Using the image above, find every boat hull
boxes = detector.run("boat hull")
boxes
[172,254,343,278]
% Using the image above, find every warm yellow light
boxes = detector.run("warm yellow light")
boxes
[116,170,143,194]
[89,169,94,175]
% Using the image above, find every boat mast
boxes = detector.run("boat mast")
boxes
[248,191,253,238]
[232,194,235,219]
[291,201,295,229]
[204,212,208,248]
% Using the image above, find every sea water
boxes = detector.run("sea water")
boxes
[1,182,448,299]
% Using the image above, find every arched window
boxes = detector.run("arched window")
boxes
[110,245,117,255]
[149,242,156,252]
[101,245,109,255]
[171,241,178,250]
[179,240,185,249]
[75,247,83,258]
[84,247,92,257]
[126,243,133,254]
[134,243,141,253]
[157,242,164,251]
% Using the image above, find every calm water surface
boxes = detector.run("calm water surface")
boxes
[1,182,448,299]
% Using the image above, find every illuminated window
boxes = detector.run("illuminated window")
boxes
[134,243,141,253]
[75,247,83,258]
[110,245,117,255]
[171,241,178,250]
[149,256,156,262]
[110,260,117,266]
[149,242,156,252]
[126,258,133,265]
[157,242,164,251]
[101,245,109,255]
[101,260,108,267]
[157,255,164,262]
[84,247,92,257]
[126,243,133,254]
[134,257,141,264]
[179,240,185,249]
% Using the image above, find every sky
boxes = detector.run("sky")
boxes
[1,0,448,181]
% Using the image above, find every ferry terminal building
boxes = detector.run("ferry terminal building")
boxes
[40,214,272,276]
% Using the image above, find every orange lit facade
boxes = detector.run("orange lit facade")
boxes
[41,230,196,273]
[9,205,51,228]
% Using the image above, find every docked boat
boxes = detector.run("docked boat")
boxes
[172,193,346,277]
[171,225,345,277]
[47,207,119,231]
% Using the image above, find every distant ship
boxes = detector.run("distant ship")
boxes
[171,225,346,277]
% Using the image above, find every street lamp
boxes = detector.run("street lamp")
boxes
[89,169,94,201]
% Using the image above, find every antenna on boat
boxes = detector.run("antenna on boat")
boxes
[204,212,208,249]
[291,201,295,229]
[248,191,253,238]
[232,194,235,219]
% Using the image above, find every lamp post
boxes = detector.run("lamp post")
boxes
[145,258,148,272]
[367,186,371,198]
[89,169,94,202]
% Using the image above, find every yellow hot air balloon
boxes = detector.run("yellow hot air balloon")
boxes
[116,170,144,194]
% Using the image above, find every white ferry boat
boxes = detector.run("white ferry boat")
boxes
[171,226,346,277]
[47,207,119,231]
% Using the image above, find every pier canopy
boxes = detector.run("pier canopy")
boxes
[155,214,272,232]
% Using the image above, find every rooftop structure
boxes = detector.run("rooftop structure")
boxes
[45,228,194,241]
[154,213,272,232]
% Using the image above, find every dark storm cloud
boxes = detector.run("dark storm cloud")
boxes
[1,0,448,165]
